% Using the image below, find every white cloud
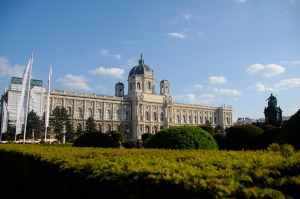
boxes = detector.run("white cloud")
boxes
[57,74,91,90]
[187,84,203,90]
[275,78,300,90]
[173,94,196,104]
[101,50,121,59]
[121,58,136,69]
[113,54,121,60]
[88,67,124,78]
[247,82,276,92]
[100,50,109,56]
[209,76,227,84]
[198,94,215,104]
[214,88,242,96]
[169,18,178,25]
[183,14,192,20]
[236,0,246,2]
[166,32,186,39]
[280,60,300,65]
[246,63,285,77]
[97,85,107,93]
[198,32,204,36]
[0,56,25,78]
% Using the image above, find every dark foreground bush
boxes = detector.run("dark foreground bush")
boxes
[253,127,280,150]
[277,109,300,149]
[197,124,214,136]
[146,125,218,150]
[72,132,118,148]
[224,124,263,150]
[142,133,153,141]
[214,133,226,150]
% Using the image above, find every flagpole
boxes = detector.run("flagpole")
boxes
[44,62,52,141]
[23,51,33,143]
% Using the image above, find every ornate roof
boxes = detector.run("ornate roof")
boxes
[115,82,124,86]
[128,54,154,77]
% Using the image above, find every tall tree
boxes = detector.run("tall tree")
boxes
[26,110,43,138]
[214,124,224,134]
[85,117,97,133]
[49,107,74,138]
[205,120,212,126]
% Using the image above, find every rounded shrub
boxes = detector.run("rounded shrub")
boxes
[123,139,138,148]
[261,125,276,131]
[253,127,280,150]
[142,133,153,141]
[224,124,263,150]
[213,133,226,150]
[197,124,214,136]
[145,125,218,150]
[111,131,124,143]
[277,109,300,149]
[72,132,118,148]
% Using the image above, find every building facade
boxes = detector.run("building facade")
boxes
[1,55,233,139]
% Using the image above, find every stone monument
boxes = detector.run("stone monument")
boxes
[264,94,282,127]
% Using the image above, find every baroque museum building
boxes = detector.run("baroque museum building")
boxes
[2,55,233,139]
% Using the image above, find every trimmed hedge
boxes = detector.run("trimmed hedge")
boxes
[214,133,226,150]
[111,131,125,143]
[1,145,300,198]
[146,125,218,150]
[142,133,153,141]
[72,132,118,148]
[261,125,276,131]
[224,124,263,150]
[123,139,138,148]
[277,109,300,149]
[253,127,280,150]
[197,124,214,136]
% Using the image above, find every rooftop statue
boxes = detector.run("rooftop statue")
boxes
[266,93,277,108]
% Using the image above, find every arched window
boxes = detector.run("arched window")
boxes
[115,110,120,120]
[160,126,164,130]
[106,109,111,120]
[227,117,229,124]
[153,112,157,121]
[115,89,118,96]
[119,89,122,95]
[137,82,141,89]
[106,125,111,133]
[87,108,92,118]
[176,114,180,123]
[194,116,197,123]
[189,115,192,123]
[210,117,212,123]
[214,117,217,124]
[67,107,72,117]
[160,112,163,121]
[166,86,169,93]
[145,126,149,133]
[98,125,101,132]
[78,108,83,118]
[123,111,129,120]
[152,126,157,134]
[182,115,186,123]
[145,111,149,120]
[148,82,151,90]
[200,116,202,123]
[97,109,102,119]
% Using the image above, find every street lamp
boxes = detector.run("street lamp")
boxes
[62,120,66,144]
[32,128,35,144]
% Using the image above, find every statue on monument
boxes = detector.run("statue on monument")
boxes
[266,93,277,107]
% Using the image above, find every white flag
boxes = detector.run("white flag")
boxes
[45,64,52,128]
[16,58,32,134]
[1,101,8,133]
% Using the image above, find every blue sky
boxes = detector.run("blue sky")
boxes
[0,0,299,121]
